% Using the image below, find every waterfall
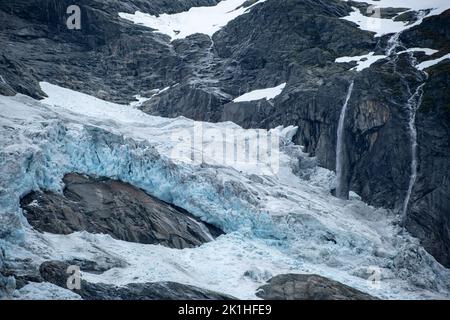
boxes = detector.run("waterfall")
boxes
[401,83,425,220]
[385,31,403,56]
[336,81,354,199]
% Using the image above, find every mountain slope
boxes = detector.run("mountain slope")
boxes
[1,0,450,299]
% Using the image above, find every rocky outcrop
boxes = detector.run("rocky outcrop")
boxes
[21,173,222,249]
[401,10,450,53]
[39,261,234,300]
[256,274,377,300]
[405,60,450,267]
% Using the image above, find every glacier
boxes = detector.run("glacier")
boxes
[1,83,450,299]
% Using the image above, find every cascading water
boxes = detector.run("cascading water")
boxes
[401,83,425,220]
[385,31,403,56]
[383,12,429,220]
[335,81,354,200]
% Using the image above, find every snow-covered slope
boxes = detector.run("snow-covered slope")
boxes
[1,84,450,299]
[233,83,286,102]
[335,53,387,71]
[119,0,266,40]
[341,0,450,36]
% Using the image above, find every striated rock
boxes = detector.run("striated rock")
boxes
[0,0,221,103]
[406,60,450,267]
[40,261,234,300]
[256,274,377,300]
[21,173,222,249]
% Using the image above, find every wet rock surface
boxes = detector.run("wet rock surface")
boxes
[256,274,377,300]
[21,173,222,249]
[39,260,234,300]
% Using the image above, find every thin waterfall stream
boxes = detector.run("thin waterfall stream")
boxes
[335,80,354,199]
[401,83,425,220]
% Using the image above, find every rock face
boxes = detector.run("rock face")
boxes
[0,0,221,102]
[256,274,377,300]
[21,173,222,249]
[39,261,234,300]
[405,60,450,267]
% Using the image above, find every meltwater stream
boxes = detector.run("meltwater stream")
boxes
[336,81,354,199]
[401,83,425,220]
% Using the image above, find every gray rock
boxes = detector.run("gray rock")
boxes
[405,60,450,267]
[21,173,222,249]
[0,0,221,103]
[256,274,377,300]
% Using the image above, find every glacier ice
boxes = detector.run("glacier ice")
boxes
[1,84,450,300]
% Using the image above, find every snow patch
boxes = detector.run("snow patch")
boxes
[119,0,266,40]
[335,52,387,71]
[342,7,407,37]
[233,83,286,102]
[416,53,450,71]
[340,1,450,37]
[397,48,439,56]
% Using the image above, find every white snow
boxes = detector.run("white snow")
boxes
[340,0,450,37]
[233,83,286,102]
[342,7,407,37]
[335,52,387,71]
[1,84,450,300]
[397,48,439,56]
[119,0,266,40]
[416,53,450,71]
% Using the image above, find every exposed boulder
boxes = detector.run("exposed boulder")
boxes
[141,83,231,123]
[256,274,377,300]
[21,173,222,249]
[39,261,234,300]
